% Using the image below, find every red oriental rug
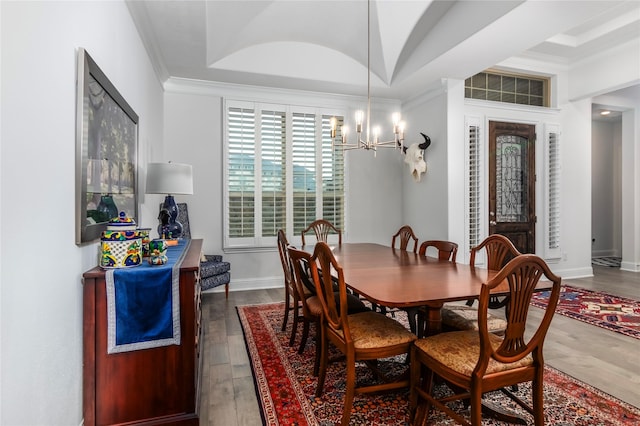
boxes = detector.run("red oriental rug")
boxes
[237,302,640,426]
[530,285,640,340]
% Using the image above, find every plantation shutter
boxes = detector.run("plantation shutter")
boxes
[466,117,483,253]
[261,110,286,237]
[292,112,317,235]
[321,115,344,230]
[227,107,256,238]
[545,124,561,259]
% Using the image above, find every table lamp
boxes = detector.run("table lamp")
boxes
[146,162,193,239]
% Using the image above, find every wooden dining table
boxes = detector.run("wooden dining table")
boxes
[307,242,550,336]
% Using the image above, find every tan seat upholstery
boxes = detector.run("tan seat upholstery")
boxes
[410,254,562,426]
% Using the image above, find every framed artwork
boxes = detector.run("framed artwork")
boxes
[76,48,139,244]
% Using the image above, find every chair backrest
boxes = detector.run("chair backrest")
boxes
[288,246,318,318]
[277,229,294,291]
[308,242,351,340]
[177,203,191,238]
[419,240,458,262]
[391,225,419,253]
[477,254,561,368]
[470,234,521,270]
[301,219,342,246]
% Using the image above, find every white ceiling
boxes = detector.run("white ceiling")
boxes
[127,0,640,102]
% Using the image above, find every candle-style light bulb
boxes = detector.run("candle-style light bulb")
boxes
[399,121,406,141]
[392,112,401,130]
[330,116,337,139]
[341,125,349,144]
[373,126,380,143]
[355,110,364,134]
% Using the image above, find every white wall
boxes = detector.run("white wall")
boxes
[0,1,163,424]
[401,86,451,243]
[162,80,404,291]
[591,120,622,257]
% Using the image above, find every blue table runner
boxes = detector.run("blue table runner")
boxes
[106,239,191,354]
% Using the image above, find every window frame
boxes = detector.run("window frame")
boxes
[223,99,346,251]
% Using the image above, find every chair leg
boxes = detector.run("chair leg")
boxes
[533,369,545,426]
[298,319,310,354]
[224,283,229,299]
[289,296,300,347]
[470,387,483,425]
[281,286,290,332]
[312,318,321,376]
[341,352,356,426]
[315,325,328,397]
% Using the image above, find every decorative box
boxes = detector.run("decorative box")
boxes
[100,212,142,268]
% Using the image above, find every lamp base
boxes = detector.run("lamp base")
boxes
[157,195,184,239]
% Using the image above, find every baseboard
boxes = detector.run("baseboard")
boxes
[620,261,640,273]
[202,276,282,294]
[591,249,619,258]
[552,266,594,280]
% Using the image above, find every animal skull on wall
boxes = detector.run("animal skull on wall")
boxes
[401,133,431,182]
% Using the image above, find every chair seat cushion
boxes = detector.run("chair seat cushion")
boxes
[200,260,230,278]
[441,305,507,334]
[344,311,417,350]
[414,331,533,376]
[306,296,323,317]
[201,272,230,291]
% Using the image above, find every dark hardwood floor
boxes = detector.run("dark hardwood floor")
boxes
[198,265,640,425]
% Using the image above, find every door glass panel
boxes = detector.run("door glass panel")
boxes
[496,135,528,222]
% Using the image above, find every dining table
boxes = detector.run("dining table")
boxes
[306,242,551,337]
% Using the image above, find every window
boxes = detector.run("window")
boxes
[465,116,484,259]
[544,124,561,259]
[465,71,549,107]
[224,101,345,249]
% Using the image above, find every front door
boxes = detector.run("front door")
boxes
[489,121,536,254]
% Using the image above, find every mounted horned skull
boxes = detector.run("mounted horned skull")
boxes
[399,133,431,182]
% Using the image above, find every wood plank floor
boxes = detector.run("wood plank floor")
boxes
[198,265,640,425]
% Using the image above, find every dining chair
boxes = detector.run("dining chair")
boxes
[376,225,420,320]
[443,234,521,335]
[309,242,417,426]
[391,225,419,253]
[287,246,324,375]
[277,229,310,346]
[416,240,459,337]
[301,219,342,246]
[409,254,562,426]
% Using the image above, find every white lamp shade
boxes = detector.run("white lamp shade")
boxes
[146,162,194,195]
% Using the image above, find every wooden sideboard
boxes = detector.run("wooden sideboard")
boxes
[83,239,203,426]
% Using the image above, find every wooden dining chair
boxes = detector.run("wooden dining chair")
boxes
[301,219,342,246]
[309,242,417,426]
[287,246,324,375]
[410,254,562,426]
[443,234,521,335]
[277,229,311,346]
[416,240,459,337]
[391,225,419,253]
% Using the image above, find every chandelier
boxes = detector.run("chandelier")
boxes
[331,0,405,155]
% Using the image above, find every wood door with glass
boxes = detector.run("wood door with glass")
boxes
[489,121,536,254]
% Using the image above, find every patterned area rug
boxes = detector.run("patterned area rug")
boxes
[592,257,622,267]
[237,302,640,425]
[531,285,640,340]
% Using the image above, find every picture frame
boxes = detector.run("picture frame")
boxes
[76,48,139,244]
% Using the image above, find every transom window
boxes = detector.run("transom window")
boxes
[224,100,345,249]
[465,71,549,107]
